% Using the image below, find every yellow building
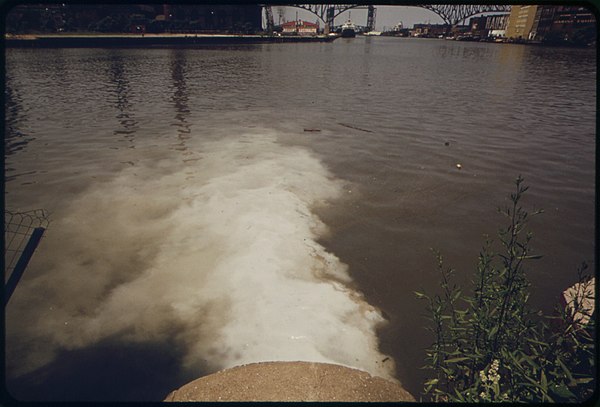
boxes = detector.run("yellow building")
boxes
[505,5,539,40]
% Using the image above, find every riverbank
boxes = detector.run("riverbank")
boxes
[164,361,416,402]
[4,33,337,47]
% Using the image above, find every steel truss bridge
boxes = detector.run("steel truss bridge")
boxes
[265,4,512,31]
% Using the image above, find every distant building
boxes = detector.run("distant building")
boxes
[466,14,509,38]
[505,5,596,44]
[545,6,595,44]
[298,20,318,35]
[468,16,488,37]
[411,23,449,37]
[281,20,318,35]
[485,14,509,38]
[281,21,294,33]
[529,6,556,41]
[381,22,409,37]
[450,25,470,36]
[505,5,539,40]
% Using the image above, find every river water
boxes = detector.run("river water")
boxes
[4,37,595,401]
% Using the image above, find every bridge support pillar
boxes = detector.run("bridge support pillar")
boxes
[366,5,376,32]
[327,7,335,31]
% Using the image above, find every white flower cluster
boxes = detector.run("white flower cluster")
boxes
[476,360,508,401]
[480,359,501,385]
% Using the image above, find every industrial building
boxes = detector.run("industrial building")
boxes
[505,5,595,44]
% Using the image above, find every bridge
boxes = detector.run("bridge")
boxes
[264,4,512,31]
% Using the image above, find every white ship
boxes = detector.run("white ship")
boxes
[341,19,356,38]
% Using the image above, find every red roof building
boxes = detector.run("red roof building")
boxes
[281,20,318,35]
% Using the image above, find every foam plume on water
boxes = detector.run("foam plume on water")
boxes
[6,131,397,382]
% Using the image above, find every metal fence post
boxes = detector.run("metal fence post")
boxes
[5,226,45,306]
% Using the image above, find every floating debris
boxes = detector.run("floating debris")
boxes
[456,163,462,169]
[303,128,321,132]
[338,123,374,133]
[444,141,450,146]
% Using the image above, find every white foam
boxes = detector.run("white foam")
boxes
[6,130,397,381]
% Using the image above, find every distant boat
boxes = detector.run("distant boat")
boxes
[363,31,382,36]
[341,19,356,38]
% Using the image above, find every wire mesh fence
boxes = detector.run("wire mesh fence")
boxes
[5,209,49,277]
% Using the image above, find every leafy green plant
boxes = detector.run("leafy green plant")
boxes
[416,176,595,402]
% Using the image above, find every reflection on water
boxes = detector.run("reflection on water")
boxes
[170,50,191,151]
[108,54,138,146]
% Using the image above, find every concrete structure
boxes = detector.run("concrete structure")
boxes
[164,361,416,402]
[505,5,539,40]
[4,33,337,48]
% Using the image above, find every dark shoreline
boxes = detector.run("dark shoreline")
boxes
[5,34,338,48]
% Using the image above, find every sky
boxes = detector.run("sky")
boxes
[277,5,446,31]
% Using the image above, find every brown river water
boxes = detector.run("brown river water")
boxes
[4,36,595,400]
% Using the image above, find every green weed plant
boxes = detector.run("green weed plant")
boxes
[416,176,595,402]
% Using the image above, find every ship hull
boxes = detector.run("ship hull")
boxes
[341,29,356,38]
